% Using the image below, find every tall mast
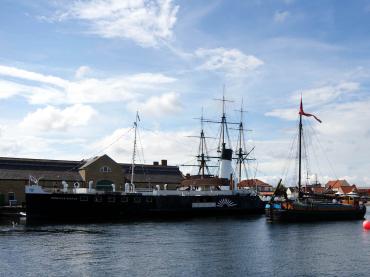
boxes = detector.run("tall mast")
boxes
[216,85,233,152]
[237,102,245,183]
[221,86,226,150]
[130,111,139,185]
[198,109,208,177]
[182,109,215,176]
[298,109,303,198]
[212,87,234,181]
[297,97,321,196]
[234,100,255,185]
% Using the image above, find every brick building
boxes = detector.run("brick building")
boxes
[0,155,184,206]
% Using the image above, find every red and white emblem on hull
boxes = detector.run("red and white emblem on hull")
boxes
[216,198,237,207]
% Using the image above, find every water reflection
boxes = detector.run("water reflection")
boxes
[0,212,369,276]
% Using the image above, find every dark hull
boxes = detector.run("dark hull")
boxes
[26,193,265,222]
[266,206,366,222]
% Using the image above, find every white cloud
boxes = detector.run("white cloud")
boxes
[294,82,359,107]
[316,100,370,136]
[57,0,179,48]
[195,48,263,76]
[0,64,177,105]
[0,121,93,160]
[20,104,96,131]
[75,66,91,79]
[0,65,68,87]
[89,127,195,165]
[0,80,28,99]
[266,81,360,120]
[274,10,289,23]
[129,92,182,117]
[265,108,297,121]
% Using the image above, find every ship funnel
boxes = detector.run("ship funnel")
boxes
[219,148,233,180]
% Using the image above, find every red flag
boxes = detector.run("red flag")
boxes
[299,98,322,123]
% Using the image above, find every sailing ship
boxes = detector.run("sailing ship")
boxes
[25,97,265,222]
[266,99,366,222]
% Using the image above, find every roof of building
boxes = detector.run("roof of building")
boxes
[358,188,370,193]
[338,185,358,194]
[326,179,350,189]
[0,169,82,181]
[0,156,81,171]
[0,156,184,184]
[121,163,184,184]
[239,179,272,187]
[79,156,102,169]
[121,163,181,175]
[312,187,326,193]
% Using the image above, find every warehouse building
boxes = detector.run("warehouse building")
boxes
[0,155,184,206]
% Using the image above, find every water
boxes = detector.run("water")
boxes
[1,211,369,277]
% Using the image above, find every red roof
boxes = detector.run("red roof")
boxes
[312,187,326,193]
[338,185,358,194]
[326,180,350,189]
[358,188,370,193]
[239,179,271,188]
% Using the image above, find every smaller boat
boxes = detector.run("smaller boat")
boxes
[266,99,366,222]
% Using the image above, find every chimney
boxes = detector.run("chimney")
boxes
[153,161,159,166]
[161,159,167,166]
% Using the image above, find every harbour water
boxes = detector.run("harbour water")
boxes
[1,211,369,277]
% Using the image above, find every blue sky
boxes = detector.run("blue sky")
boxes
[0,0,370,186]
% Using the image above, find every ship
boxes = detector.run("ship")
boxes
[25,96,265,222]
[265,98,366,222]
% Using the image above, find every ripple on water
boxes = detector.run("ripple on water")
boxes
[0,212,369,277]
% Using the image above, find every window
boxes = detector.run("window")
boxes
[100,166,112,173]
[108,196,116,203]
[95,196,103,202]
[80,196,88,202]
[8,192,15,201]
[8,192,16,206]
[121,196,128,203]
[134,197,141,203]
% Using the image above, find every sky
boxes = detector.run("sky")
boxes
[0,0,370,186]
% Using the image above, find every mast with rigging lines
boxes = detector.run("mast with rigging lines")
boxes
[233,101,255,187]
[130,111,140,188]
